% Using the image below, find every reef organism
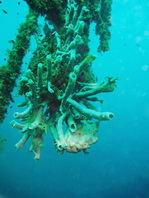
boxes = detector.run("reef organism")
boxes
[0,0,117,160]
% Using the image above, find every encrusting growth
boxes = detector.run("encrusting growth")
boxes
[1,0,117,160]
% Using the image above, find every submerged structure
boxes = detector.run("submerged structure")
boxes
[0,0,117,160]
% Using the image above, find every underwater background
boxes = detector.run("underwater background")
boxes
[0,0,149,198]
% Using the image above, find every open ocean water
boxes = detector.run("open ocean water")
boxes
[0,0,149,198]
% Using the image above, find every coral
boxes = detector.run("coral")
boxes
[0,9,38,123]
[24,0,67,26]
[1,0,117,160]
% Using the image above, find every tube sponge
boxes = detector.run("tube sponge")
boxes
[8,0,116,160]
[67,98,114,121]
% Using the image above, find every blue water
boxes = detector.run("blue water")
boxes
[0,0,149,198]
